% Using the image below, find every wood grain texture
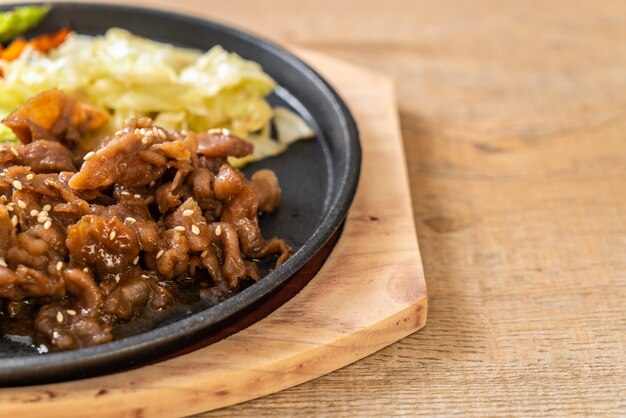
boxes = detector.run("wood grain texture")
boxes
[4,0,626,416]
[0,47,427,416]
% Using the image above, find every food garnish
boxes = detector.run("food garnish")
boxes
[0,5,50,44]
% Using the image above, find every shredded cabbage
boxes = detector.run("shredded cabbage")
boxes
[0,28,313,162]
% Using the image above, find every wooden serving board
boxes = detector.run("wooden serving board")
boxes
[0,49,427,417]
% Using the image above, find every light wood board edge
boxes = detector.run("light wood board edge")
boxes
[0,48,427,417]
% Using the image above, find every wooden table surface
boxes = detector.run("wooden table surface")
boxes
[17,0,626,416]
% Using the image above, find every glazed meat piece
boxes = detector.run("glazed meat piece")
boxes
[17,140,76,173]
[0,91,290,352]
[214,164,290,265]
[68,118,170,190]
[103,269,172,320]
[250,169,281,213]
[2,89,109,145]
[66,215,140,275]
[197,131,254,158]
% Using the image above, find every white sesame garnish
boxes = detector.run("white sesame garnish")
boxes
[134,194,141,199]
[141,137,149,144]
[9,147,19,157]
[26,173,34,180]
[133,256,139,265]
[125,217,136,224]
[0,258,7,267]
[182,209,194,217]
[156,250,164,259]
[201,250,208,258]
[114,274,120,283]
[149,181,156,187]
[66,310,76,316]
[42,204,51,212]
[145,196,154,204]
[141,274,149,279]
[30,209,38,217]
[157,130,166,139]
[83,151,95,160]
[192,225,200,235]
[109,231,116,240]
[17,200,26,209]
[12,180,22,190]
[215,225,222,236]
[174,226,185,232]
[38,210,48,217]
[56,312,64,323]
[56,261,63,271]
[134,128,140,135]
[10,215,17,227]
[44,220,52,230]
[121,191,130,196]
[83,267,89,273]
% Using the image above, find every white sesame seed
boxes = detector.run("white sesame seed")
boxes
[208,128,221,134]
[141,274,149,279]
[145,196,154,204]
[56,312,64,323]
[201,250,208,258]
[192,225,200,235]
[83,151,95,160]
[26,173,34,180]
[134,194,141,199]
[17,200,26,209]
[10,215,17,227]
[121,191,130,196]
[42,204,51,212]
[125,217,136,224]
[133,256,139,265]
[12,180,22,190]
[30,209,38,217]
[83,267,89,273]
[38,210,48,217]
[109,231,116,240]
[156,250,164,259]
[174,226,186,232]
[149,181,156,187]
[6,205,13,212]
[9,147,19,157]
[66,309,76,316]
[56,261,63,271]
[141,137,149,144]
[44,220,52,230]
[0,258,7,267]
[215,225,222,236]
[157,130,166,139]
[134,128,140,135]
[182,209,194,217]
[115,274,120,283]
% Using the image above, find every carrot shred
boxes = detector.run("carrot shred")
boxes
[0,28,72,62]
